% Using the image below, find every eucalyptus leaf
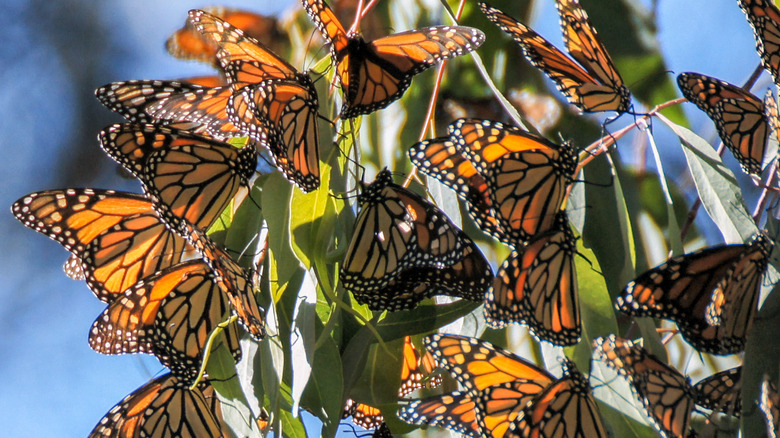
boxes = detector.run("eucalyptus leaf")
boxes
[658,114,756,243]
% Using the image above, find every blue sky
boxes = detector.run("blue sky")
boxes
[0,0,766,436]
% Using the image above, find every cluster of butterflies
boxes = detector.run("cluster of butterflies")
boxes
[13,0,780,435]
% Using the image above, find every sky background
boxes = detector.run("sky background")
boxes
[0,0,768,436]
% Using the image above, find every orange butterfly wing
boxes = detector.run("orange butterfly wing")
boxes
[594,335,697,438]
[485,212,580,345]
[12,189,189,302]
[100,123,257,232]
[90,260,242,382]
[303,0,484,117]
[88,373,223,437]
[677,72,768,175]
[452,118,577,243]
[480,2,629,113]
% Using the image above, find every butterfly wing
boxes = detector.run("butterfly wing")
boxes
[12,189,189,302]
[409,136,507,242]
[594,335,697,438]
[90,260,242,383]
[556,0,629,111]
[511,359,607,437]
[677,72,768,174]
[397,391,481,437]
[692,366,742,416]
[738,0,780,88]
[704,234,772,353]
[485,212,580,345]
[480,3,628,113]
[63,254,86,280]
[475,382,544,438]
[179,223,266,341]
[424,334,555,396]
[167,7,281,67]
[229,79,320,191]
[343,399,385,430]
[88,373,223,438]
[95,80,242,140]
[618,234,771,355]
[303,0,483,117]
[301,0,351,60]
[100,123,257,233]
[340,170,491,310]
[451,118,577,243]
[335,26,484,117]
[189,9,299,86]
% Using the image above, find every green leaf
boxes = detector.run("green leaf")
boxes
[290,272,317,413]
[741,280,780,437]
[262,172,299,289]
[206,341,262,438]
[581,153,636,299]
[278,409,309,438]
[301,325,344,438]
[567,234,617,367]
[645,128,682,255]
[375,301,482,340]
[225,183,266,267]
[658,114,756,242]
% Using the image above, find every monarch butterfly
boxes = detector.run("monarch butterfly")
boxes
[485,212,581,345]
[301,0,485,118]
[593,335,698,438]
[399,336,443,397]
[479,1,631,113]
[738,0,780,87]
[178,221,266,341]
[95,80,241,141]
[89,260,242,383]
[11,189,190,302]
[616,233,772,355]
[423,334,607,438]
[408,135,507,242]
[761,377,780,438]
[677,72,769,175]
[397,391,481,437]
[450,118,578,244]
[99,123,257,232]
[166,6,283,67]
[89,372,224,437]
[188,10,321,192]
[692,366,742,417]
[340,170,492,311]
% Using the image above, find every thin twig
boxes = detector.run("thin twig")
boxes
[348,0,366,34]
